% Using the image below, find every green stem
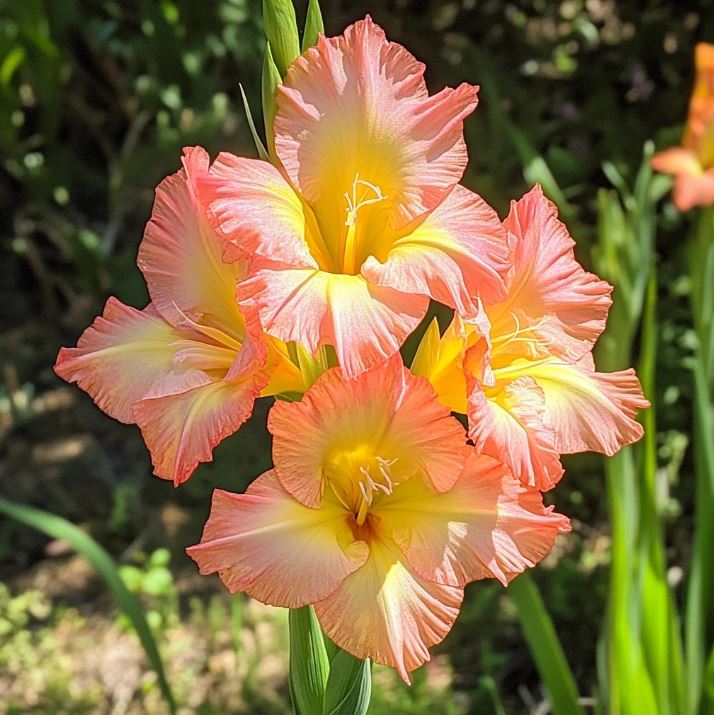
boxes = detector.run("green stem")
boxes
[685,206,714,713]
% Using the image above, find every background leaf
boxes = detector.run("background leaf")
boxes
[0,497,177,714]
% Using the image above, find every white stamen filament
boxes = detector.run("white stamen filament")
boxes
[344,172,388,227]
[491,311,554,352]
[355,457,398,525]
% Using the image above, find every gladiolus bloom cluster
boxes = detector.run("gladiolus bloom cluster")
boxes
[652,42,714,211]
[55,16,647,679]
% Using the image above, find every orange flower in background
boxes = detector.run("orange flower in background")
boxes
[413,185,648,490]
[652,42,714,211]
[187,357,569,680]
[199,16,510,379]
[55,147,303,485]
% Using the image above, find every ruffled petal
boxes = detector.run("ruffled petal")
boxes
[517,358,648,455]
[274,15,477,237]
[132,313,269,485]
[672,170,714,211]
[137,147,245,332]
[238,268,428,379]
[133,374,262,485]
[467,373,564,491]
[651,147,702,176]
[362,185,509,315]
[54,297,208,423]
[197,151,320,267]
[269,356,468,508]
[186,472,369,607]
[314,536,463,683]
[380,452,570,588]
[494,184,612,358]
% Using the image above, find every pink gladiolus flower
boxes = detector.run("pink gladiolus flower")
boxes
[199,16,510,379]
[652,43,714,211]
[413,185,649,490]
[187,357,570,680]
[54,147,303,485]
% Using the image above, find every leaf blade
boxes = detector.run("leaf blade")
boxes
[0,498,177,714]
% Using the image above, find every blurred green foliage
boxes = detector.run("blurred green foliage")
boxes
[1,0,713,713]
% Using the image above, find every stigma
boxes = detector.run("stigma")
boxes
[344,172,388,227]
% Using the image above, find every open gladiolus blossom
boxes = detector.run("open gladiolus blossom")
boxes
[652,42,714,211]
[55,16,648,679]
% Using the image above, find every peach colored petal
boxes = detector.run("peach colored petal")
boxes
[133,375,260,485]
[495,184,612,359]
[132,320,268,485]
[137,147,245,332]
[186,472,369,607]
[362,185,509,316]
[238,268,428,379]
[54,297,208,424]
[380,452,570,588]
[518,358,648,456]
[196,152,320,267]
[671,169,714,211]
[274,15,477,235]
[314,536,463,683]
[684,43,714,158]
[651,147,701,176]
[269,356,468,508]
[467,374,564,491]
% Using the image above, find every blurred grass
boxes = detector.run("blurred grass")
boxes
[0,498,177,713]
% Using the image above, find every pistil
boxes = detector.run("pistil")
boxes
[341,172,388,274]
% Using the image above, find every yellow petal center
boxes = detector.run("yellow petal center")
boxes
[304,170,395,276]
[324,448,402,527]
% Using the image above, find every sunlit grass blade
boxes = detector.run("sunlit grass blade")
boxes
[507,573,585,715]
[636,269,687,714]
[603,449,660,715]
[0,497,177,714]
[685,205,714,713]
[686,355,714,711]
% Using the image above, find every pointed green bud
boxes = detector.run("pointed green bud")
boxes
[302,0,324,51]
[262,0,300,77]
